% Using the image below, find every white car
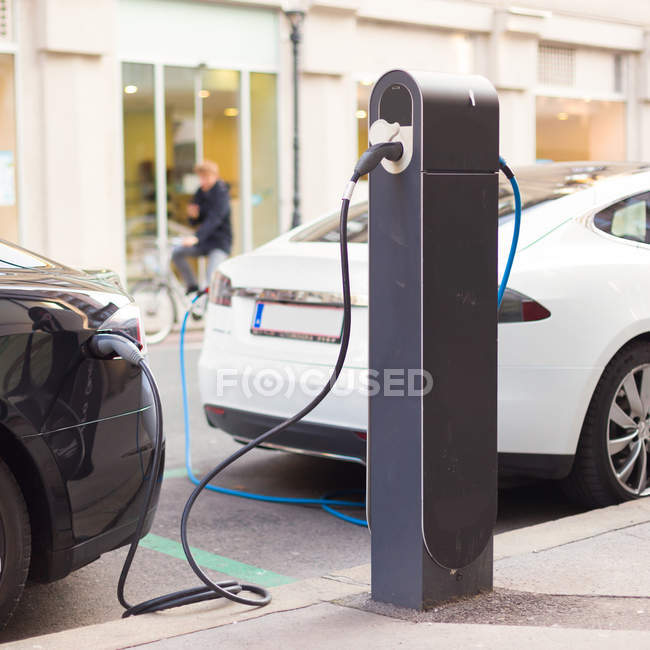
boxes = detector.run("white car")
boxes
[199,162,650,507]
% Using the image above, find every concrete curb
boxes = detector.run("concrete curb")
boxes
[4,499,650,650]
[1,575,369,650]
[494,497,650,560]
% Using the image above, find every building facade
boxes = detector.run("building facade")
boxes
[2,0,650,279]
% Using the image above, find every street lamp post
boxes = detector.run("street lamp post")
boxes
[283,3,309,229]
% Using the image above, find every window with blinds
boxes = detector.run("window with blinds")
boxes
[538,44,575,86]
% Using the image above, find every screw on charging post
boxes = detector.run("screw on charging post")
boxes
[367,70,499,609]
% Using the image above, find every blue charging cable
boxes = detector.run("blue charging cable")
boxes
[179,158,520,530]
[180,300,368,526]
[497,156,521,307]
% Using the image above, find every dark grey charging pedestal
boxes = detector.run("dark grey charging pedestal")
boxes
[367,70,499,609]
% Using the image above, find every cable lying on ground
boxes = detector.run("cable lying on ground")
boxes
[94,145,521,618]
[180,297,367,526]
[96,143,399,617]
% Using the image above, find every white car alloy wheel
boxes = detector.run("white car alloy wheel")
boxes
[608,364,650,496]
[564,342,650,507]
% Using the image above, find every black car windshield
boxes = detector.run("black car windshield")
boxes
[292,162,650,243]
[0,241,50,269]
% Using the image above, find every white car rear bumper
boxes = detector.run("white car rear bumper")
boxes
[199,344,595,472]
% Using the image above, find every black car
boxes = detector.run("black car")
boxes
[0,240,163,629]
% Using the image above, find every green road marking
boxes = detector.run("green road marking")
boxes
[163,467,189,480]
[139,533,294,587]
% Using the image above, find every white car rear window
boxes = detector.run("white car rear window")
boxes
[292,163,650,244]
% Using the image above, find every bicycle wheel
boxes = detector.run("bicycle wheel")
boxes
[130,280,177,344]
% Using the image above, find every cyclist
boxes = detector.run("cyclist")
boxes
[172,160,232,294]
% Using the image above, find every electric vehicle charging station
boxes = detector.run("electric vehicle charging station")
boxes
[367,70,499,609]
[92,67,518,620]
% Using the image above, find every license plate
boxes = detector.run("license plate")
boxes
[251,301,343,343]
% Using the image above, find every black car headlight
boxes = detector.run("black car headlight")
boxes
[96,303,146,352]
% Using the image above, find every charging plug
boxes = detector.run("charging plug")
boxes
[86,332,145,366]
[343,140,405,200]
[354,141,404,178]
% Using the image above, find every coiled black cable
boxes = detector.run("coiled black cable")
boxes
[115,143,518,616]
[117,172,361,616]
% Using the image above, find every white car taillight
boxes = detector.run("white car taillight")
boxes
[209,271,233,306]
[97,303,146,353]
[498,288,551,323]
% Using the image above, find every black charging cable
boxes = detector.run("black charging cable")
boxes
[87,142,403,617]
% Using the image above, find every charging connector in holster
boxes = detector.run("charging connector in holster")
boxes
[84,330,144,363]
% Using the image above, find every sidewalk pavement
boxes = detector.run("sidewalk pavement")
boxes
[5,499,650,649]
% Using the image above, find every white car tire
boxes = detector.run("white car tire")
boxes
[0,458,31,630]
[564,341,650,507]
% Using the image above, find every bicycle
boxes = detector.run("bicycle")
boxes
[130,238,209,344]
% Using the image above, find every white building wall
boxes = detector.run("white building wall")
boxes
[277,14,294,233]
[353,22,474,76]
[299,15,484,220]
[293,0,650,220]
[9,0,650,265]
[16,0,124,274]
[639,32,650,162]
[14,0,46,254]
[300,73,355,222]
[495,0,650,24]
[498,89,537,165]
[40,52,124,272]
[117,0,279,69]
[299,7,358,223]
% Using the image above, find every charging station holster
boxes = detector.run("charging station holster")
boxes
[367,70,499,609]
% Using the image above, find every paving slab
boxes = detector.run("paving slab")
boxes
[0,577,368,650]
[342,589,650,631]
[495,521,650,597]
[4,498,650,650]
[493,498,650,560]
[130,602,650,650]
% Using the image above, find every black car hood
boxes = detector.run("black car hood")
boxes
[0,266,128,296]
[0,267,132,335]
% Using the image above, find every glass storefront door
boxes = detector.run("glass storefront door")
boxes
[536,96,626,162]
[201,69,241,254]
[164,66,198,243]
[122,62,278,282]
[122,62,156,279]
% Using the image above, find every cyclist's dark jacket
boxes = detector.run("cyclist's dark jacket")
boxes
[190,180,232,254]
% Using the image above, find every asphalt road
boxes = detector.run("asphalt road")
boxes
[1,332,585,643]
